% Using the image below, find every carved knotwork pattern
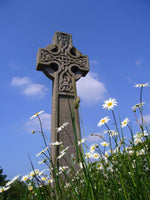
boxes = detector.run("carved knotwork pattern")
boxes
[41,49,54,61]
[41,50,87,68]
[38,32,88,94]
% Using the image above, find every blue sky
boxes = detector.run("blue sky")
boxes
[0,0,150,179]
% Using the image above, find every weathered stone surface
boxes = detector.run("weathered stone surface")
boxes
[36,32,89,171]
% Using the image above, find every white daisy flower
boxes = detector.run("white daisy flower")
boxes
[56,122,69,133]
[30,110,44,119]
[65,183,71,188]
[121,118,129,128]
[90,143,98,152]
[29,169,39,178]
[39,169,47,176]
[134,138,143,145]
[51,141,63,146]
[36,147,48,157]
[47,179,53,184]
[134,83,149,88]
[28,185,33,191]
[102,98,117,110]
[4,186,10,191]
[41,176,47,181]
[78,138,86,145]
[59,166,69,172]
[110,131,118,137]
[38,158,48,165]
[60,146,70,154]
[85,152,93,159]
[97,116,110,127]
[100,141,109,147]
[132,102,145,111]
[96,162,103,170]
[21,175,29,182]
[57,151,66,159]
[0,187,4,193]
[71,154,76,164]
[92,153,100,159]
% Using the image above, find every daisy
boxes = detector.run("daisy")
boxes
[110,131,118,137]
[0,187,4,193]
[93,153,100,159]
[85,152,93,159]
[56,122,69,133]
[21,175,29,182]
[134,83,149,88]
[134,138,142,145]
[78,138,86,145]
[65,183,71,188]
[30,169,39,177]
[6,175,20,186]
[51,141,63,146]
[90,143,98,152]
[59,166,69,172]
[132,102,145,111]
[60,146,70,154]
[96,162,103,170]
[39,169,46,176]
[102,98,117,110]
[36,147,48,157]
[47,179,53,184]
[118,136,126,146]
[41,176,47,181]
[97,116,110,127]
[28,184,33,191]
[34,169,40,175]
[57,151,66,159]
[38,158,48,164]
[30,110,44,119]
[121,118,129,128]
[71,154,76,164]
[100,141,109,147]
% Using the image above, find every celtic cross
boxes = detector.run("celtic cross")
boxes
[36,31,89,169]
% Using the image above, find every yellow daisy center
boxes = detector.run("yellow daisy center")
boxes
[103,143,107,146]
[34,112,39,116]
[101,119,106,123]
[107,102,112,107]
[91,146,95,151]
[28,186,33,191]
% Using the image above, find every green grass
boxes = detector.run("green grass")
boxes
[0,83,150,200]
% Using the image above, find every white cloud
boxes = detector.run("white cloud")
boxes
[143,114,150,124]
[11,76,48,98]
[11,77,31,86]
[77,72,107,105]
[25,113,51,133]
[23,83,48,97]
[86,133,104,143]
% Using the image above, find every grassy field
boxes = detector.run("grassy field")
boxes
[0,83,150,200]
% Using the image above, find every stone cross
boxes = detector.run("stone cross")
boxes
[36,32,89,170]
